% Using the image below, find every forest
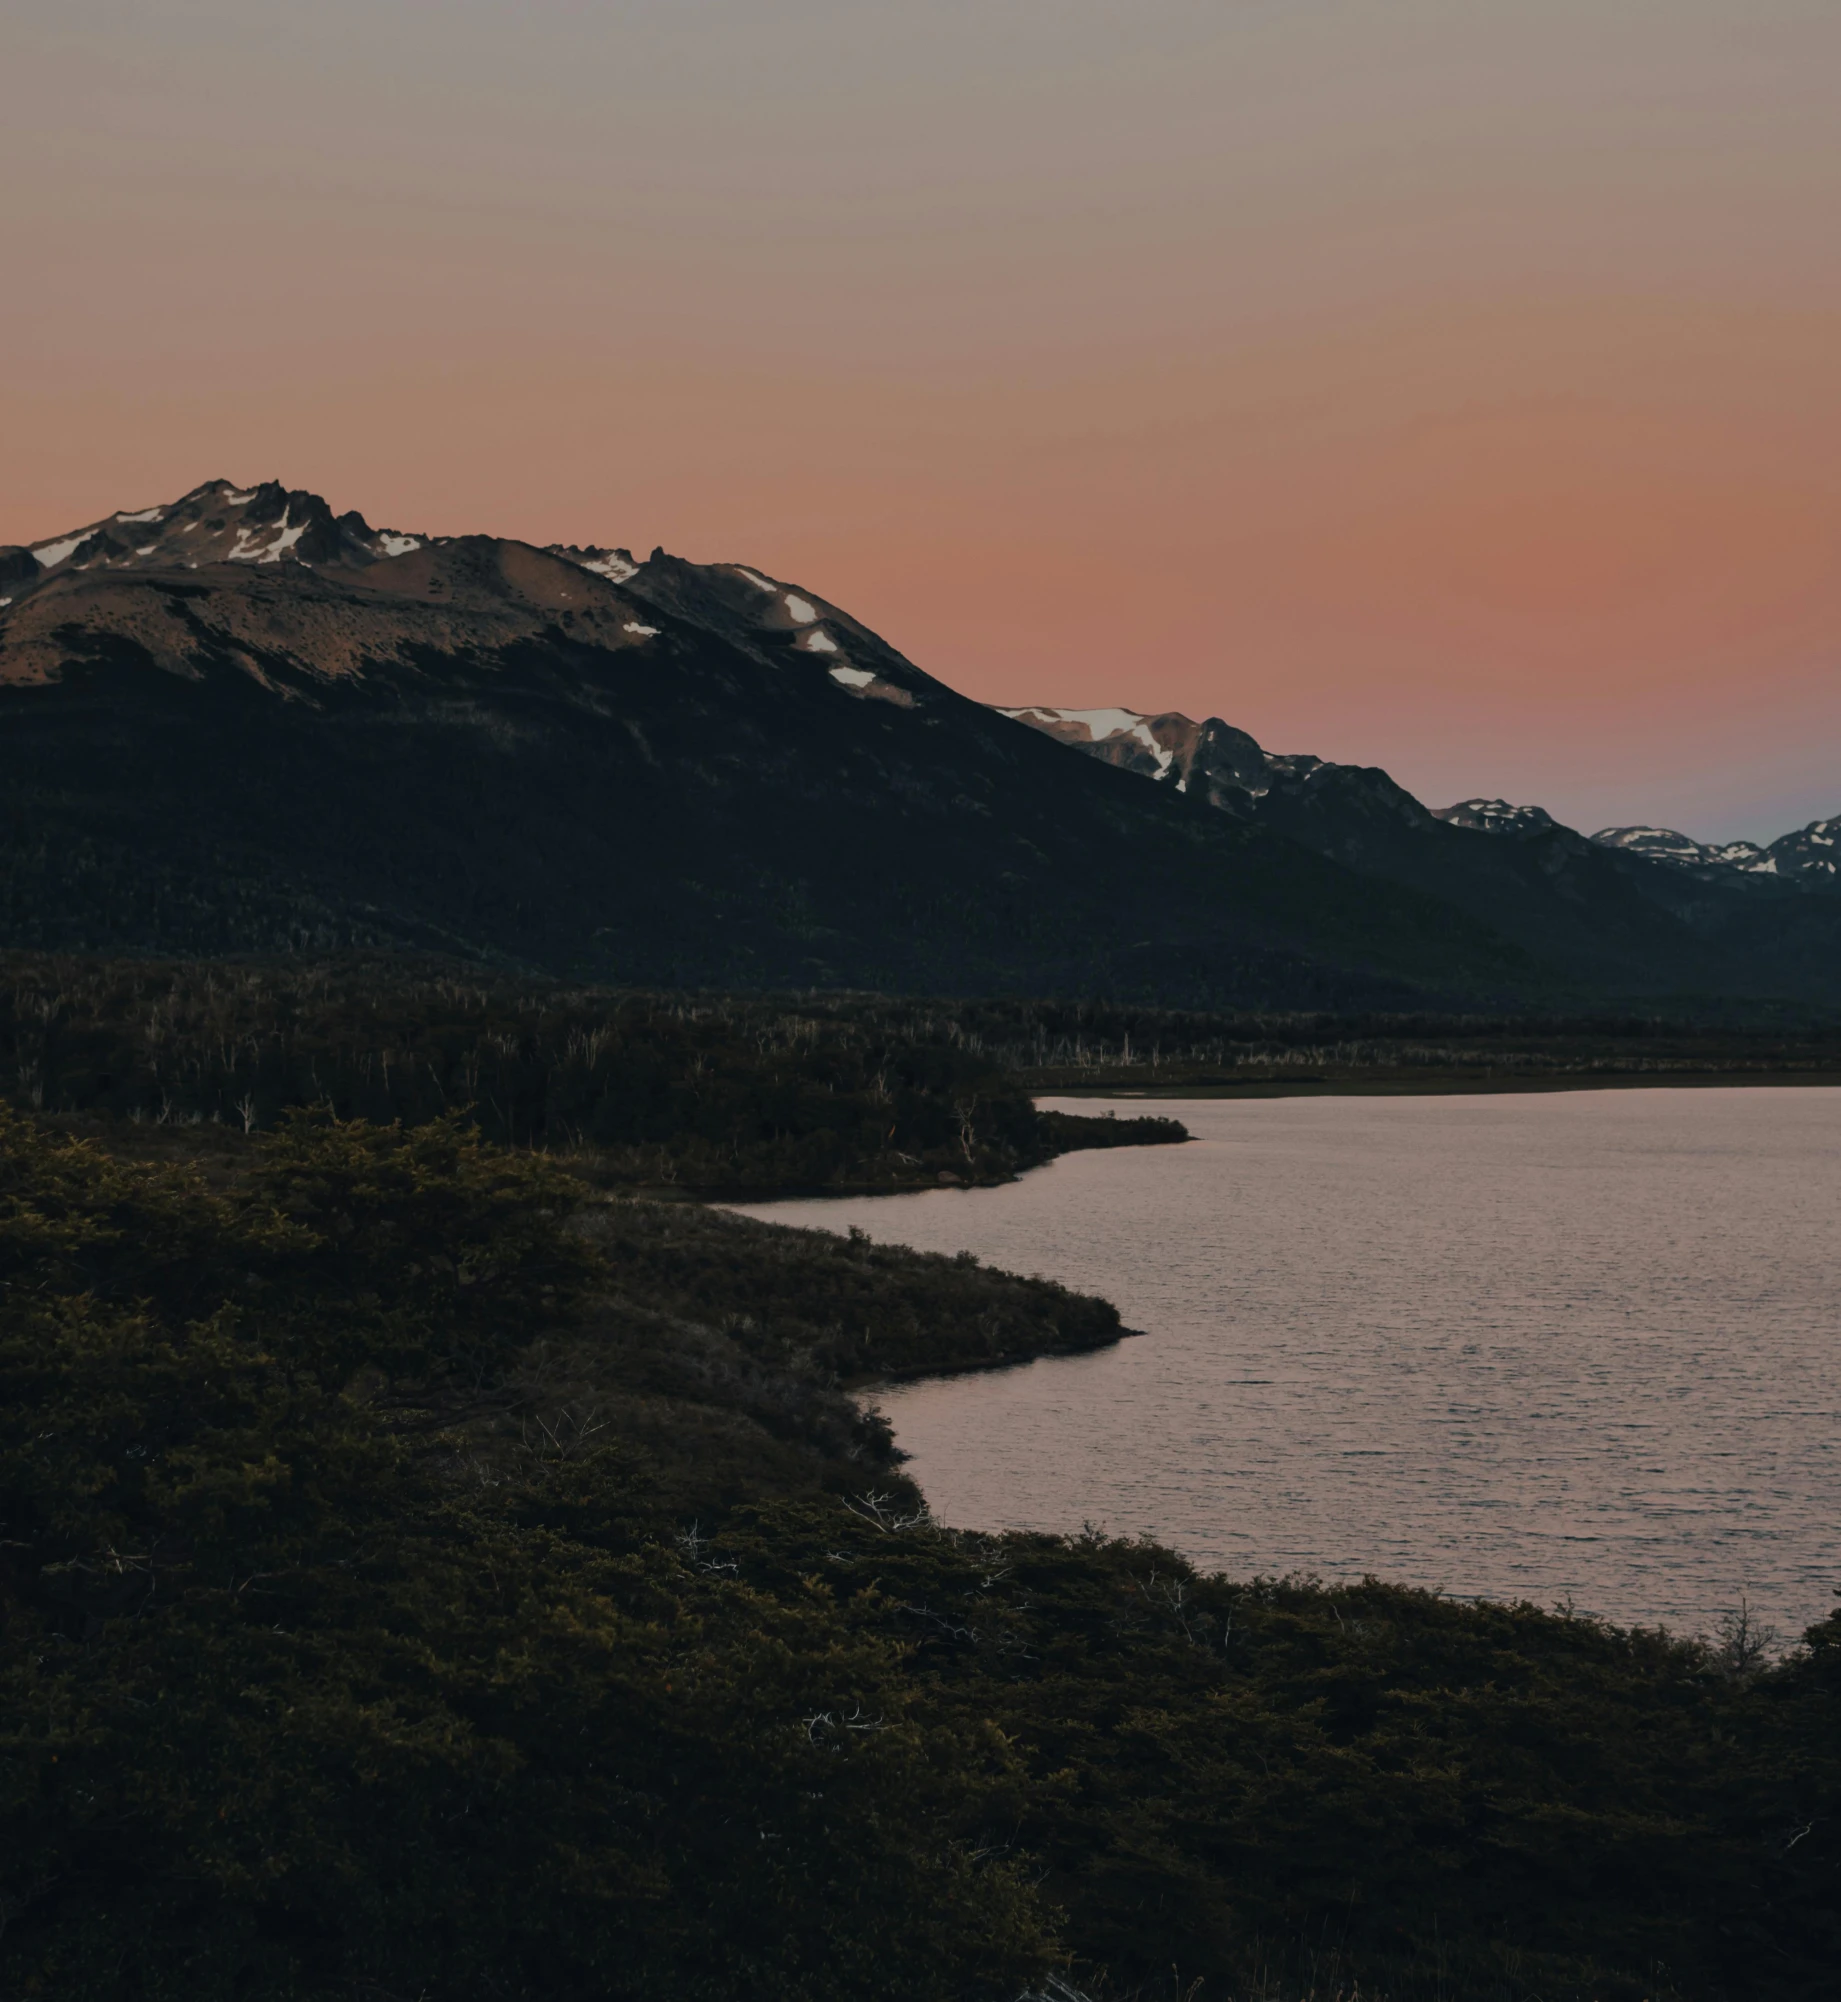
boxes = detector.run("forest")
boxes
[3,953,1832,1184]
[0,954,1187,1197]
[2,954,1837,2000]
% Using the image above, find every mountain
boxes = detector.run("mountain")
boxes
[1435,799,1560,837]
[8,479,1834,1008]
[1450,808,1840,888]
[1589,825,1768,874]
[1591,819,1839,885]
[0,481,1536,1010]
[4,481,421,585]
[997,706,1841,1002]
[1760,817,1841,883]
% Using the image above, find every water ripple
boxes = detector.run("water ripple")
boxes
[733,1088,1841,1639]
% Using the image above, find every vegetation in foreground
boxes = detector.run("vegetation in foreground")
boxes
[3,1105,1836,2002]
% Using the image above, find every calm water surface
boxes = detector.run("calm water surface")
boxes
[734,1090,1840,1638]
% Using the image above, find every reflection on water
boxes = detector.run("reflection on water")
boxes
[732,1089,1841,1639]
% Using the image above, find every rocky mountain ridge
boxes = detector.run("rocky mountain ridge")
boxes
[994,704,1841,1001]
[1003,705,1836,889]
[3,479,1835,1007]
[1429,799,1560,838]
[0,479,917,710]
[0,479,1532,1009]
[1590,820,1836,883]
[5,478,423,586]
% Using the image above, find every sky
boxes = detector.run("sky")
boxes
[3,0,1837,841]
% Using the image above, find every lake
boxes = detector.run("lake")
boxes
[732,1088,1840,1641]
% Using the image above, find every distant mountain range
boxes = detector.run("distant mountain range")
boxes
[994,706,1839,1002]
[2,479,1835,1010]
[1002,706,1837,888]
[1441,802,1834,884]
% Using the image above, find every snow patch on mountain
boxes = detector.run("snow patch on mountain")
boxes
[1592,826,1775,874]
[1593,825,1701,863]
[1000,706,1177,776]
[1758,818,1840,880]
[1435,799,1558,836]
[32,535,89,571]
[1003,700,1838,893]
[229,510,308,565]
[1003,705,1143,742]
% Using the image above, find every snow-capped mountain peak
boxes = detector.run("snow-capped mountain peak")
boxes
[1000,700,1838,894]
[996,705,1282,803]
[1591,825,1777,875]
[546,544,646,584]
[1740,817,1838,882]
[6,480,428,579]
[999,706,1178,776]
[1433,799,1559,836]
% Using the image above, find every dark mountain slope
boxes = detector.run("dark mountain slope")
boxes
[1244,757,1838,998]
[1592,814,1841,887]
[1002,706,1841,1001]
[0,483,1531,1008]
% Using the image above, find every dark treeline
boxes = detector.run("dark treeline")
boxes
[6,957,1833,1194]
[923,998,1841,1081]
[2,1107,1835,2002]
[0,954,1185,1195]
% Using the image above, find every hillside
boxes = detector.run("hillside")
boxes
[3,1105,1837,2001]
[1001,706,1841,1000]
[0,480,1539,1012]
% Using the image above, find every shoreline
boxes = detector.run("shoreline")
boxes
[842,1323,1144,1394]
[1035,1069,1841,1100]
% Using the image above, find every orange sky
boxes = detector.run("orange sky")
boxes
[4,0,1837,839]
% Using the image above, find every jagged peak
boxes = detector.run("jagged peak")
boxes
[548,543,648,584]
[12,479,427,583]
[1435,798,1559,836]
[997,703,1315,795]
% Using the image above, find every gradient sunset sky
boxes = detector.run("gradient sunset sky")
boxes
[5,0,1837,840]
